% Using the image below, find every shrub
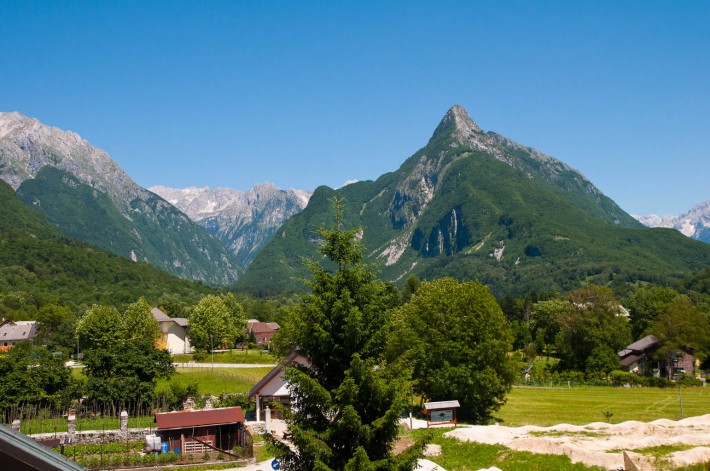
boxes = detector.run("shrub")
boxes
[677,375,703,387]
[193,351,208,362]
[214,392,251,409]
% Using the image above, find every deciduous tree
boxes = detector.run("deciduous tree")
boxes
[75,305,123,351]
[84,341,173,406]
[396,278,516,423]
[188,294,243,351]
[627,287,680,339]
[649,297,710,372]
[556,286,631,373]
[123,296,160,344]
[0,342,75,412]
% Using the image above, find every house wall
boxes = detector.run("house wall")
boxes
[676,352,694,375]
[162,322,192,354]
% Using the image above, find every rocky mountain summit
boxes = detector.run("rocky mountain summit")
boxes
[0,112,242,285]
[635,200,710,243]
[238,105,709,295]
[150,183,312,267]
[0,112,140,203]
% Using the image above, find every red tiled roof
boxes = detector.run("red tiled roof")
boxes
[155,407,244,430]
[249,322,279,335]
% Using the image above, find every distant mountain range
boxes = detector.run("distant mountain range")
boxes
[634,200,710,243]
[0,112,242,285]
[150,184,312,267]
[2,108,707,295]
[237,105,710,296]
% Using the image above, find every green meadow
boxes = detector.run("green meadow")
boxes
[499,386,710,426]
[157,366,274,395]
[172,349,278,365]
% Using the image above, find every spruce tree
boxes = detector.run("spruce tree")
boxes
[276,199,420,471]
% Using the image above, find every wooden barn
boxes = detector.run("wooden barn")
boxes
[154,407,246,455]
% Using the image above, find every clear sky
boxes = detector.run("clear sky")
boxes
[1,1,708,215]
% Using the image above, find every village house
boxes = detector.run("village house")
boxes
[248,349,310,421]
[0,320,39,352]
[618,334,695,379]
[154,407,247,455]
[246,319,280,347]
[151,308,192,355]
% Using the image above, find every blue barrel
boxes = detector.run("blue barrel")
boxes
[161,442,169,454]
[174,448,181,455]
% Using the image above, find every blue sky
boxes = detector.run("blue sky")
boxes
[1,1,708,215]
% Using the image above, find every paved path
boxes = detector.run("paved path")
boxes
[218,458,279,471]
[173,363,277,368]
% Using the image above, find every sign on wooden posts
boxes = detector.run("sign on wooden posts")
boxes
[423,400,461,428]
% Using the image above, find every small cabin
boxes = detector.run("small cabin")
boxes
[154,407,246,455]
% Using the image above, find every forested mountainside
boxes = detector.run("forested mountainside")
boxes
[237,106,710,296]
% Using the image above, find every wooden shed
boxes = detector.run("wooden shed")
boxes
[155,407,246,455]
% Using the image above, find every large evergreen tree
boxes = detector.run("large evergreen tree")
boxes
[276,200,421,470]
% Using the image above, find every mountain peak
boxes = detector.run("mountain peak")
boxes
[432,104,482,141]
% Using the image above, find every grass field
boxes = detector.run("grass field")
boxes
[498,386,710,426]
[157,366,274,395]
[409,428,604,471]
[172,349,278,364]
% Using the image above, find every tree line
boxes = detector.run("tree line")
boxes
[2,196,709,470]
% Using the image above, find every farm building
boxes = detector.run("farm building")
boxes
[154,407,246,455]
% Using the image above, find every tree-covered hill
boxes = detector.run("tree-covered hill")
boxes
[0,112,242,285]
[236,106,710,297]
[0,180,217,316]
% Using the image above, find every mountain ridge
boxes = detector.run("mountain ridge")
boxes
[236,105,709,295]
[150,183,312,267]
[0,112,242,285]
[634,200,710,243]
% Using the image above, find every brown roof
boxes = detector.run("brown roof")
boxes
[155,407,244,430]
[620,353,645,367]
[625,335,659,353]
[249,322,280,335]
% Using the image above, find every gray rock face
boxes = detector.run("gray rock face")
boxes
[635,200,710,243]
[0,112,142,208]
[0,111,242,285]
[150,184,312,267]
[389,105,633,231]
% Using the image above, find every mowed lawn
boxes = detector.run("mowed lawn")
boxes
[172,349,278,364]
[157,366,274,395]
[498,386,710,426]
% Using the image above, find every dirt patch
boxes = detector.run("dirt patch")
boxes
[445,414,710,469]
[392,436,415,455]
